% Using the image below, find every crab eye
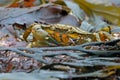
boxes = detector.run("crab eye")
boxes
[36,27,40,30]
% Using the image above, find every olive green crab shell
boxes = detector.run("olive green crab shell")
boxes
[23,23,41,41]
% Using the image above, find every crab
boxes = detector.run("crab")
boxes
[23,23,113,47]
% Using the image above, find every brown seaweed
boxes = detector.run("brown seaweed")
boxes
[79,39,120,56]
